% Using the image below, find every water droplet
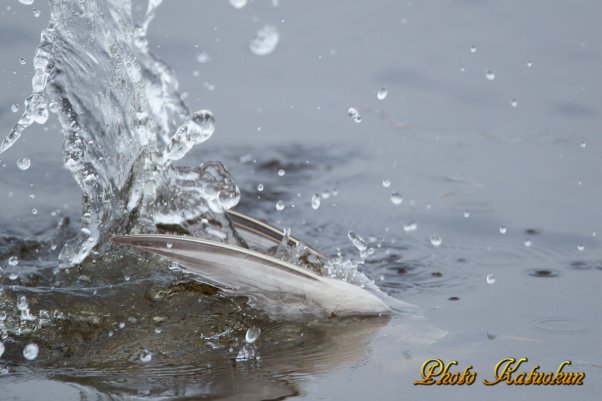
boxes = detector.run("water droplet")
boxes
[470,45,477,53]
[32,7,40,17]
[311,194,321,210]
[245,326,261,344]
[140,349,152,362]
[403,221,417,232]
[510,99,518,108]
[277,168,285,176]
[18,0,35,5]
[16,157,31,170]
[11,103,19,113]
[19,58,26,65]
[524,239,532,247]
[430,235,442,247]
[486,274,496,284]
[229,0,247,8]
[8,256,19,266]
[382,178,391,188]
[17,295,28,311]
[463,211,470,218]
[154,327,162,334]
[257,183,264,192]
[376,87,388,100]
[250,25,279,56]
[23,343,39,360]
[0,342,4,358]
[31,208,38,215]
[196,51,211,63]
[526,60,533,68]
[166,242,173,249]
[347,107,362,123]
[499,225,507,234]
[164,110,215,161]
[593,231,597,237]
[390,192,403,205]
[580,141,586,149]
[348,231,368,252]
[577,244,585,252]
[485,70,495,80]
[276,200,285,211]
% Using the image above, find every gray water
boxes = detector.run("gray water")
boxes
[1,0,601,400]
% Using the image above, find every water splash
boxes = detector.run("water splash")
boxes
[1,0,239,266]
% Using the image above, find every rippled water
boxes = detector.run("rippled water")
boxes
[1,0,602,400]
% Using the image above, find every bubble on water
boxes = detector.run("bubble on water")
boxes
[32,208,38,215]
[16,295,28,311]
[527,60,533,68]
[382,178,391,188]
[23,343,39,360]
[229,0,247,8]
[348,231,368,252]
[236,343,258,361]
[196,51,211,64]
[524,239,532,247]
[580,141,586,149]
[249,25,279,56]
[154,327,162,334]
[499,225,507,234]
[8,273,18,280]
[166,242,173,249]
[470,45,477,53]
[510,99,518,108]
[140,349,152,362]
[463,211,470,218]
[577,244,585,252]
[8,256,19,266]
[377,87,388,100]
[430,235,442,247]
[245,326,261,344]
[403,221,417,232]
[485,70,495,80]
[311,194,321,210]
[11,103,19,113]
[19,0,35,5]
[257,183,264,192]
[347,107,362,123]
[32,7,40,17]
[0,342,4,358]
[390,192,403,205]
[277,168,285,176]
[275,200,285,211]
[486,274,496,284]
[16,157,31,170]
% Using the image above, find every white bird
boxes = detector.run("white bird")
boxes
[112,222,392,319]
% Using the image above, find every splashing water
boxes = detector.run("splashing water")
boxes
[1,0,240,267]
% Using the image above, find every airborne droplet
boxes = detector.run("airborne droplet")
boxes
[390,192,403,205]
[245,326,261,344]
[347,107,362,123]
[485,70,495,80]
[430,235,442,247]
[23,343,39,360]
[16,157,31,171]
[229,0,248,9]
[311,194,321,210]
[376,87,388,100]
[382,178,391,188]
[486,274,496,284]
[499,226,507,234]
[275,200,285,211]
[250,25,279,56]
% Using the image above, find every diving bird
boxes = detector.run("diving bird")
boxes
[112,212,392,318]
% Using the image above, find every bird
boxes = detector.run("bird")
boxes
[112,211,392,319]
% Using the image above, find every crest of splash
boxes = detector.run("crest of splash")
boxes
[0,0,240,266]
